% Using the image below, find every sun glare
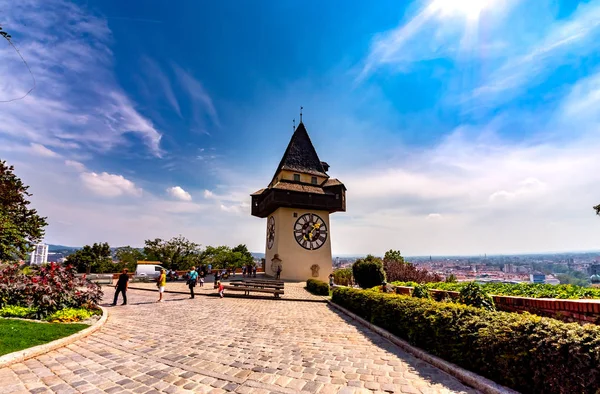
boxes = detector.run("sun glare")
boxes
[432,0,496,21]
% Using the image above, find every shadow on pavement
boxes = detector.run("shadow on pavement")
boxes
[325,303,479,393]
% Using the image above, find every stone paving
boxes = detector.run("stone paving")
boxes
[126,279,326,302]
[0,289,479,394]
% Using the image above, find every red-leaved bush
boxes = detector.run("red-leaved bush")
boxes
[0,263,103,318]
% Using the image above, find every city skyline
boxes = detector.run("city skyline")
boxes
[2,0,600,256]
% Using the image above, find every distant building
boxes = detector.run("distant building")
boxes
[30,243,49,265]
[529,273,546,284]
[503,263,515,273]
[589,263,600,276]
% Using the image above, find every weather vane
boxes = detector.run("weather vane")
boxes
[300,106,303,123]
[293,118,295,131]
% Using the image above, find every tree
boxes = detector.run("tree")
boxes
[144,236,201,270]
[115,246,146,272]
[352,255,386,288]
[200,245,232,269]
[383,249,442,283]
[0,161,48,262]
[65,242,112,274]
[231,244,254,267]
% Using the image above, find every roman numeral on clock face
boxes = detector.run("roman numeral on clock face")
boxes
[293,213,327,250]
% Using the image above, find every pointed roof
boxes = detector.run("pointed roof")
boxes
[272,122,329,180]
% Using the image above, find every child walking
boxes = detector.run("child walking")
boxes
[217,281,224,298]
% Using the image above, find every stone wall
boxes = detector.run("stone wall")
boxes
[393,286,600,325]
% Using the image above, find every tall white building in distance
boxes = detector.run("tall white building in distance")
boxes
[30,243,49,265]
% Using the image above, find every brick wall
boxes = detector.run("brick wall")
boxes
[393,286,600,325]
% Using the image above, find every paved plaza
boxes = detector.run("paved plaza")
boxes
[1,287,479,394]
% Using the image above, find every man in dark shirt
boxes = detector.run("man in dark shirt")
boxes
[112,268,129,306]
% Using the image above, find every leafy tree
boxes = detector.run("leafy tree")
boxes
[231,244,254,267]
[0,161,48,262]
[445,274,457,283]
[200,245,233,269]
[144,236,201,270]
[65,243,112,274]
[115,246,146,272]
[333,267,353,286]
[352,255,385,288]
[384,249,404,263]
[383,249,442,283]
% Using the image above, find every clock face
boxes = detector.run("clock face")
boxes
[294,213,328,250]
[267,216,275,249]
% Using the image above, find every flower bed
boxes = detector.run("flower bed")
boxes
[0,263,103,319]
[332,287,600,394]
[392,281,600,299]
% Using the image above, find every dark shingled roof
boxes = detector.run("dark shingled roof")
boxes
[272,122,329,180]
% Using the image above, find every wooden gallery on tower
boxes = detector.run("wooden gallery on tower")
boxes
[250,120,346,282]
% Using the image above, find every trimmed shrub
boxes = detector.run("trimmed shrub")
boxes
[411,284,431,299]
[391,280,600,299]
[332,287,600,394]
[333,268,353,286]
[306,279,330,296]
[458,282,495,311]
[352,255,385,289]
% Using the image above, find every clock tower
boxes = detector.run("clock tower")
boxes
[251,121,346,282]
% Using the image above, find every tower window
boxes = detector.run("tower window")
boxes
[293,174,300,181]
[311,177,317,184]
[293,212,298,218]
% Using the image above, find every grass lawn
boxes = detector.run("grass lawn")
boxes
[0,319,88,356]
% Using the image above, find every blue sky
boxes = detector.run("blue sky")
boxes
[2,0,600,256]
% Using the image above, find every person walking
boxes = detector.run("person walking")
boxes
[157,269,166,302]
[112,268,129,306]
[199,270,205,287]
[329,273,334,287]
[252,265,257,278]
[217,281,224,298]
[188,266,198,299]
[276,265,282,280]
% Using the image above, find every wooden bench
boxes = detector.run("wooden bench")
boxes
[222,284,284,298]
[229,281,284,290]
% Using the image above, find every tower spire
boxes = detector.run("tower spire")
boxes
[300,106,303,123]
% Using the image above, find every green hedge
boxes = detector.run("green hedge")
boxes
[391,281,600,299]
[332,287,600,393]
[306,279,330,296]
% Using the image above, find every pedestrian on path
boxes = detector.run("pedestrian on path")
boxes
[276,265,282,280]
[187,266,198,299]
[252,265,257,278]
[112,268,129,306]
[157,269,166,302]
[218,281,224,298]
[329,273,334,287]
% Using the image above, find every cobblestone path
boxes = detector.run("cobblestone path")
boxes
[0,289,479,394]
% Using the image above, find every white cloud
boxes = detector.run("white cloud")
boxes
[172,63,220,130]
[80,172,142,198]
[471,1,600,102]
[203,190,215,199]
[64,160,86,172]
[357,0,516,81]
[30,143,60,158]
[0,0,162,156]
[140,57,181,117]
[167,186,192,201]
[426,213,442,220]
